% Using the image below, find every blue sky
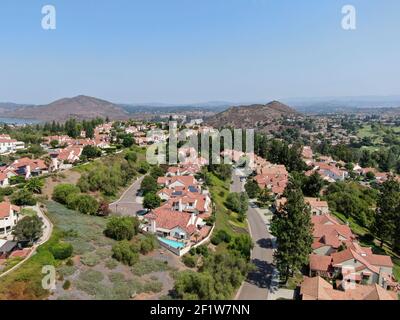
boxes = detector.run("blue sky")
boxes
[0,0,399,104]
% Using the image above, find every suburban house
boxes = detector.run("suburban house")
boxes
[161,193,212,219]
[146,208,205,241]
[146,163,213,256]
[300,276,397,300]
[0,201,20,237]
[0,172,9,187]
[42,135,73,147]
[50,145,83,171]
[309,162,348,182]
[309,214,398,291]
[0,135,25,155]
[166,164,201,177]
[305,197,330,216]
[157,176,199,190]
[275,197,330,216]
[311,214,355,256]
[330,243,395,288]
[8,157,48,179]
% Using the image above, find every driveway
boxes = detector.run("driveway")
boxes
[110,176,144,216]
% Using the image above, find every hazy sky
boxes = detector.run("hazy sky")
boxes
[1,0,399,104]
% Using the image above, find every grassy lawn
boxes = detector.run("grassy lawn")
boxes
[0,229,62,300]
[207,173,247,236]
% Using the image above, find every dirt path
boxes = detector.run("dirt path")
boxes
[42,170,81,199]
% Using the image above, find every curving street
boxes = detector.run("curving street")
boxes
[231,170,277,300]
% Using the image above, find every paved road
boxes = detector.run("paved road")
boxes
[110,176,144,216]
[231,170,276,300]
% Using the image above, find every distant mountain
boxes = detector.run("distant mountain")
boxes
[206,100,299,129]
[2,95,130,122]
[282,95,400,114]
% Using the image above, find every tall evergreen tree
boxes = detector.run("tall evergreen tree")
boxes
[372,177,400,247]
[270,178,313,283]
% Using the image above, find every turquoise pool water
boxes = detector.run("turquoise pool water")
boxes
[158,237,186,249]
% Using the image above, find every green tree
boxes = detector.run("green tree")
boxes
[12,215,43,245]
[270,179,313,283]
[124,151,137,163]
[140,176,158,195]
[50,140,59,148]
[143,192,161,210]
[122,135,134,148]
[303,172,324,197]
[104,216,140,241]
[11,189,37,206]
[150,166,166,179]
[225,193,241,212]
[50,242,73,260]
[82,145,102,159]
[372,177,400,247]
[24,177,44,194]
[112,240,139,266]
[228,234,253,260]
[52,184,80,204]
[257,187,273,208]
[66,194,99,215]
[244,179,260,198]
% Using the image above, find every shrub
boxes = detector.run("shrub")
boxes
[131,258,169,276]
[12,215,43,244]
[57,265,77,277]
[182,255,197,268]
[125,151,137,163]
[79,269,104,283]
[140,176,158,195]
[105,259,119,270]
[63,280,71,290]
[80,252,101,267]
[66,194,99,215]
[104,216,139,241]
[66,258,74,266]
[193,245,210,257]
[53,184,80,204]
[108,272,125,283]
[143,192,161,210]
[140,234,158,254]
[143,281,163,293]
[50,242,73,260]
[211,229,232,245]
[112,240,139,266]
[138,161,150,174]
[10,189,37,206]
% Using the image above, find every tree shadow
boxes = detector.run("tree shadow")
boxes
[245,258,278,293]
[257,238,272,249]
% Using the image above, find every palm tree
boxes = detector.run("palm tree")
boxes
[193,231,201,244]
[25,177,44,194]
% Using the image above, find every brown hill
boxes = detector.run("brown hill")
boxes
[5,95,130,122]
[206,100,299,129]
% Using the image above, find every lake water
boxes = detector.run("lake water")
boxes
[0,117,40,125]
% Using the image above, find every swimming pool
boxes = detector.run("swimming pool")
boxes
[158,237,186,249]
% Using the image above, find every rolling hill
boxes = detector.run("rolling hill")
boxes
[205,100,299,129]
[2,95,130,122]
